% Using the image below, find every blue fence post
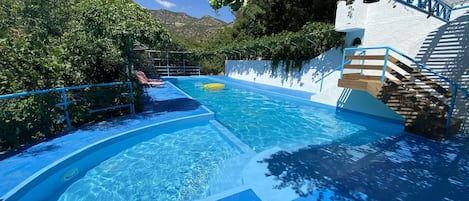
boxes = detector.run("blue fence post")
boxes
[361,50,366,75]
[60,88,72,130]
[381,48,390,83]
[445,86,458,138]
[127,81,135,115]
[427,0,432,15]
[340,49,348,79]
[320,72,324,92]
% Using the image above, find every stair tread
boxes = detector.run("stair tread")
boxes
[342,73,382,80]
[343,64,389,70]
[345,55,386,60]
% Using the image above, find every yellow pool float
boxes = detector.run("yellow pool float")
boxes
[202,83,224,90]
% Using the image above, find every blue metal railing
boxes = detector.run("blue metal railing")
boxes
[395,0,453,21]
[316,51,365,92]
[452,4,469,11]
[315,61,349,92]
[340,46,469,137]
[0,82,135,130]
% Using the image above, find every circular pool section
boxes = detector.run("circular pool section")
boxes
[3,116,242,201]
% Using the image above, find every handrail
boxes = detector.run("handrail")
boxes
[0,81,135,130]
[0,82,128,99]
[452,5,469,11]
[395,0,452,22]
[341,46,468,137]
[315,60,351,84]
[315,60,350,92]
[315,51,364,92]
[342,46,469,98]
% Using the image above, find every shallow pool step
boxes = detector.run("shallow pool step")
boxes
[216,189,261,201]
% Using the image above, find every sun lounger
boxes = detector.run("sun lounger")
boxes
[136,70,165,88]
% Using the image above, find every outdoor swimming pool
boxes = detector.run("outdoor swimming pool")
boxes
[171,77,405,151]
[3,76,409,201]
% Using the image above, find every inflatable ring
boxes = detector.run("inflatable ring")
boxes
[203,83,224,90]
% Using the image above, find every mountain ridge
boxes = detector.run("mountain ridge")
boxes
[149,9,228,45]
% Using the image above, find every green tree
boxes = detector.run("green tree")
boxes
[232,0,337,37]
[0,0,172,151]
[209,0,246,11]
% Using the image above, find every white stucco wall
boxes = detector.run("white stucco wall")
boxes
[225,48,344,94]
[336,0,467,56]
[335,0,367,32]
[362,1,446,57]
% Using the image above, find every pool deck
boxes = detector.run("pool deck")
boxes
[1,77,469,201]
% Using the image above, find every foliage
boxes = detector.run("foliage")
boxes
[233,0,337,37]
[201,22,344,73]
[200,0,342,74]
[1,94,62,150]
[0,0,171,152]
[209,0,246,11]
[200,55,226,75]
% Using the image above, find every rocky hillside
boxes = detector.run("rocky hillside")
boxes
[149,9,228,44]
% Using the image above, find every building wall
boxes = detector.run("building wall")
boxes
[336,0,448,56]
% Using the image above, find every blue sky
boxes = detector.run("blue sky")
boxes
[134,0,235,23]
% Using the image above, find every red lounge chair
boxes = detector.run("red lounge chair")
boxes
[135,70,164,87]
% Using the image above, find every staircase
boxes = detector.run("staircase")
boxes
[338,47,467,140]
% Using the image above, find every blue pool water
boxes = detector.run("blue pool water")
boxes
[171,77,405,151]
[54,121,240,201]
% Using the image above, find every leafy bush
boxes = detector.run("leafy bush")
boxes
[0,0,171,152]
[200,22,344,73]
[0,93,62,151]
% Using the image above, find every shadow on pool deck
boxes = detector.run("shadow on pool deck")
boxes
[141,95,201,114]
[260,134,469,201]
